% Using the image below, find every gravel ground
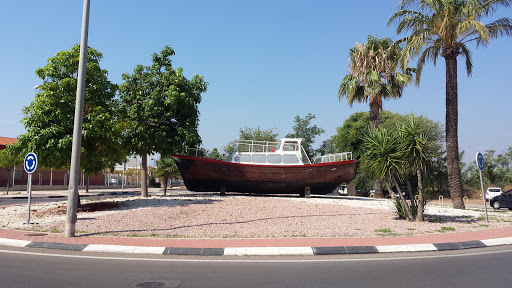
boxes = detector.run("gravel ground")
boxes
[1,194,511,239]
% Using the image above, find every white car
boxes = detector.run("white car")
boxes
[485,187,503,200]
[338,185,348,195]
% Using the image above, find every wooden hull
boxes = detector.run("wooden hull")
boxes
[171,155,357,195]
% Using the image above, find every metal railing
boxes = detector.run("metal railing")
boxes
[313,152,353,164]
[232,140,281,153]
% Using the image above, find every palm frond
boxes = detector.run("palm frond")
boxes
[459,43,473,76]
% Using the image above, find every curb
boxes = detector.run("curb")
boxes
[2,237,512,256]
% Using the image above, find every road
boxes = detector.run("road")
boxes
[0,245,510,288]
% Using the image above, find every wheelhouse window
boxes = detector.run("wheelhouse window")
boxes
[283,142,299,151]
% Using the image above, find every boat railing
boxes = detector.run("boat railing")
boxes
[186,148,208,158]
[313,152,353,164]
[233,140,281,153]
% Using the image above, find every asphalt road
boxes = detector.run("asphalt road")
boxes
[1,245,511,288]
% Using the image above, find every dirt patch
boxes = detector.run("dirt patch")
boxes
[33,201,123,218]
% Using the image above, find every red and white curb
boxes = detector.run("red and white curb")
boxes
[2,237,512,256]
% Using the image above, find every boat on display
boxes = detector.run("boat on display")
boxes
[171,138,356,196]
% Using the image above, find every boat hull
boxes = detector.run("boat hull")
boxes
[171,155,357,195]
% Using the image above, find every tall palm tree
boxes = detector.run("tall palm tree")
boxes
[338,35,414,197]
[389,0,512,209]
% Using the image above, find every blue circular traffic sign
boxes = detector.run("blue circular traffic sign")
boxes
[476,152,484,171]
[24,152,38,174]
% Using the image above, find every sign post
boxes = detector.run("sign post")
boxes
[476,152,488,223]
[24,152,38,224]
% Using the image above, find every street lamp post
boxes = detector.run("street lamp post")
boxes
[65,0,90,238]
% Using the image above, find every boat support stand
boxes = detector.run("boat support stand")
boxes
[300,186,311,198]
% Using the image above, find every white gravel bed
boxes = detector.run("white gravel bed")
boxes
[1,195,511,239]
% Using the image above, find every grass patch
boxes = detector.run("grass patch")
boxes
[49,227,61,233]
[375,228,392,233]
[374,228,402,237]
[407,228,416,231]
[290,231,307,237]
[479,224,489,228]
[438,226,456,232]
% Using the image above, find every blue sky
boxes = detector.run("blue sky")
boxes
[1,0,511,164]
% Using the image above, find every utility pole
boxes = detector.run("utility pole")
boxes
[65,0,90,237]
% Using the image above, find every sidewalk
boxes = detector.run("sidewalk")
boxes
[1,189,511,256]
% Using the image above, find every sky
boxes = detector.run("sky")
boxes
[1,0,511,165]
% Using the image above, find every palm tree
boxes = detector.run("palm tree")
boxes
[338,35,414,197]
[155,156,180,195]
[361,128,414,220]
[388,0,512,209]
[398,115,437,222]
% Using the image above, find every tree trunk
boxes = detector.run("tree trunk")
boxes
[405,179,414,201]
[163,177,168,196]
[141,153,148,197]
[6,169,11,194]
[385,177,395,200]
[369,100,380,130]
[369,100,385,198]
[392,170,414,221]
[444,55,465,209]
[85,174,90,193]
[374,179,384,198]
[416,164,424,222]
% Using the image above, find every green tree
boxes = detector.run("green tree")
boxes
[0,144,23,194]
[389,0,512,209]
[361,127,414,220]
[239,126,278,142]
[19,44,125,191]
[463,148,512,188]
[207,148,222,160]
[398,114,438,222]
[338,35,415,197]
[155,156,180,195]
[119,46,208,197]
[326,111,401,192]
[285,113,325,160]
[225,126,279,156]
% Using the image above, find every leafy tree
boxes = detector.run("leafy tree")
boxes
[207,148,222,160]
[0,144,23,193]
[361,127,414,220]
[285,113,325,160]
[224,126,278,156]
[239,127,278,142]
[338,35,415,197]
[155,156,180,195]
[119,46,208,197]
[19,44,125,191]
[325,111,401,192]
[389,0,512,209]
[462,148,512,188]
[398,114,438,222]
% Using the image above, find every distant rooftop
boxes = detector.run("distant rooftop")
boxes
[0,137,17,149]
